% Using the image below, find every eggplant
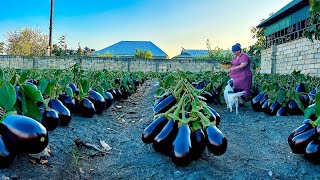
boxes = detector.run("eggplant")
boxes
[58,94,76,114]
[269,101,281,116]
[295,83,306,93]
[259,94,267,106]
[114,77,120,85]
[288,120,314,144]
[153,119,178,156]
[304,139,320,163]
[262,99,271,115]
[201,91,214,103]
[154,93,170,108]
[103,91,113,110]
[191,129,206,160]
[68,83,79,96]
[77,98,96,118]
[121,89,129,99]
[142,116,168,144]
[205,125,227,155]
[251,92,264,112]
[88,90,106,114]
[40,109,60,131]
[0,137,16,169]
[208,106,221,126]
[115,89,123,101]
[286,100,303,115]
[153,95,177,115]
[108,89,120,101]
[0,114,48,154]
[308,89,316,104]
[48,99,72,126]
[171,124,192,166]
[133,79,140,87]
[289,128,316,154]
[276,106,288,116]
[300,95,310,109]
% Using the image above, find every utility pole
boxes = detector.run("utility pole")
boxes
[48,0,54,56]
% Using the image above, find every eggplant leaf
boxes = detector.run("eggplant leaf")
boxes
[21,83,44,102]
[24,98,41,121]
[304,104,315,119]
[277,88,286,104]
[315,91,320,117]
[38,78,49,94]
[18,70,30,84]
[0,69,4,85]
[0,81,16,111]
[155,88,165,96]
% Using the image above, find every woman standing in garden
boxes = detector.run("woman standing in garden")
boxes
[229,43,252,106]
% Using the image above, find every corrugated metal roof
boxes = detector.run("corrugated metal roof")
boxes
[93,41,168,57]
[182,49,209,57]
[257,0,309,28]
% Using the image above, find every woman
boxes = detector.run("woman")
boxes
[229,43,252,105]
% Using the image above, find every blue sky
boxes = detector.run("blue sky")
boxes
[0,0,292,58]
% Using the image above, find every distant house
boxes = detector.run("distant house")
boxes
[93,41,168,59]
[172,49,209,60]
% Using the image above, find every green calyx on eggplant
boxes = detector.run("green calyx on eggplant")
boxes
[251,92,264,112]
[58,94,76,114]
[103,91,113,110]
[205,125,227,156]
[88,90,106,114]
[304,139,320,164]
[0,114,48,154]
[153,95,177,115]
[48,99,72,126]
[289,128,316,154]
[191,129,206,160]
[40,109,60,131]
[171,124,192,166]
[0,136,16,169]
[77,98,96,118]
[142,116,168,144]
[153,119,178,156]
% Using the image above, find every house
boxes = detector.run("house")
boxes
[93,41,168,59]
[172,49,209,60]
[256,0,320,76]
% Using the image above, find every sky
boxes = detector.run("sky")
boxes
[0,0,293,58]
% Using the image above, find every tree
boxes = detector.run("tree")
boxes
[134,49,153,59]
[304,0,320,42]
[77,43,83,56]
[5,28,48,56]
[52,35,68,56]
[0,42,5,55]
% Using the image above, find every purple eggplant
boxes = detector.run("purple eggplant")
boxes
[276,106,288,116]
[304,139,320,163]
[289,128,316,154]
[48,99,72,126]
[153,95,177,115]
[0,114,48,154]
[191,129,206,160]
[251,92,264,112]
[286,100,303,115]
[153,119,178,156]
[103,91,113,110]
[58,94,76,114]
[205,125,227,155]
[208,106,220,126]
[68,83,79,96]
[171,124,192,166]
[142,116,168,144]
[77,98,96,118]
[269,101,281,116]
[88,90,106,114]
[288,119,314,144]
[40,109,60,131]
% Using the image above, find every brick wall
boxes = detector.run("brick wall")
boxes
[0,56,222,73]
[261,38,320,76]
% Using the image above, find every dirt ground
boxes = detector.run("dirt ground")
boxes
[0,79,320,180]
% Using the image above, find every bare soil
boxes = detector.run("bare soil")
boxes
[0,79,320,180]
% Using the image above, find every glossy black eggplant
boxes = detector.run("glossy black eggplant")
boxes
[259,94,267,106]
[269,101,281,116]
[114,77,120,85]
[300,95,310,108]
[295,83,306,93]
[58,94,76,114]
[251,92,264,112]
[191,129,206,160]
[120,89,129,99]
[77,98,96,118]
[208,106,221,126]
[201,91,214,103]
[153,119,178,156]
[262,99,271,115]
[276,106,288,116]
[48,99,72,126]
[288,120,314,144]
[308,89,316,104]
[103,91,113,110]
[171,124,192,166]
[154,93,170,108]
[205,125,227,155]
[289,128,316,154]
[0,114,48,154]
[108,89,120,101]
[286,100,303,115]
[0,137,16,169]
[40,109,60,131]
[304,139,320,163]
[142,116,168,144]
[88,90,106,114]
[115,89,123,100]
[153,95,177,115]
[68,83,79,96]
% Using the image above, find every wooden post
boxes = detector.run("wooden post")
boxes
[48,0,54,56]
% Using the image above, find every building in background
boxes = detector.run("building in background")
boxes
[93,41,168,59]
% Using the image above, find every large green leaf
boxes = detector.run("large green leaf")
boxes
[38,78,49,94]
[44,81,55,98]
[304,104,315,119]
[277,88,286,104]
[0,82,16,111]
[0,69,4,85]
[315,91,320,117]
[164,75,175,89]
[80,78,89,93]
[18,70,31,84]
[24,98,41,121]
[21,83,44,102]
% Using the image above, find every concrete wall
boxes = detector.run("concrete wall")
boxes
[261,38,320,76]
[0,56,222,73]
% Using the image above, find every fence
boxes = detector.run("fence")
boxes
[0,55,221,73]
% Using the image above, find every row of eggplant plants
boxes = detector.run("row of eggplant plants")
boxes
[142,72,227,166]
[0,66,146,168]
[251,71,320,117]
[288,89,320,163]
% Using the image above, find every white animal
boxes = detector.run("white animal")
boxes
[224,79,246,114]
